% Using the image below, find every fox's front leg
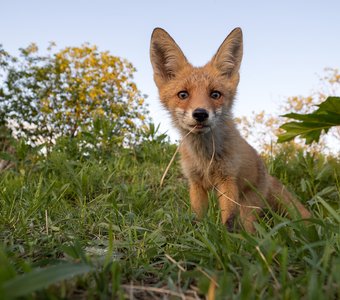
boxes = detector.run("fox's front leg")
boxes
[216,177,238,227]
[189,182,209,219]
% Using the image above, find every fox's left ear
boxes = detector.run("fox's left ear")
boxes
[210,27,243,76]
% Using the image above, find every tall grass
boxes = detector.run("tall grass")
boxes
[0,138,339,299]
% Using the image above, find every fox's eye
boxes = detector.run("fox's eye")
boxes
[210,91,221,100]
[178,91,189,100]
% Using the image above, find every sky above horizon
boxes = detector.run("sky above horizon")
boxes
[1,0,339,141]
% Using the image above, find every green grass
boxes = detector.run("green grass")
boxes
[0,140,339,299]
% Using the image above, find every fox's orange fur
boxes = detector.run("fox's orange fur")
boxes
[150,27,310,232]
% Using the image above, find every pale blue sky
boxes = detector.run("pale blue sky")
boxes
[1,0,339,140]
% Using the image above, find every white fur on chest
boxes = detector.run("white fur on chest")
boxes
[180,135,238,188]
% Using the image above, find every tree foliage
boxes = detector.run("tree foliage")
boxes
[0,43,149,149]
[235,68,340,154]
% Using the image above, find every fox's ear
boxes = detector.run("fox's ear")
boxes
[210,27,243,76]
[150,28,189,86]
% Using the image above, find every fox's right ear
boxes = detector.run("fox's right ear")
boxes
[150,28,189,87]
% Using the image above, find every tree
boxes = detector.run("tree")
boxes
[235,68,340,155]
[0,43,149,150]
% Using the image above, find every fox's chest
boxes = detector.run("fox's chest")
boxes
[180,148,236,190]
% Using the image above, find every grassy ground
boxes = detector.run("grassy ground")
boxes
[0,139,339,299]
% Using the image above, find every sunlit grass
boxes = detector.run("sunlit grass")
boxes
[0,141,339,299]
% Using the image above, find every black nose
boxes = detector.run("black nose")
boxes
[192,108,209,122]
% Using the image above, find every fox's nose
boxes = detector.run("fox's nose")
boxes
[192,108,209,122]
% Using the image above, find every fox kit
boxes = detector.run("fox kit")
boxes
[150,27,310,232]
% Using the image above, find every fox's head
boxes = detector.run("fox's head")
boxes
[150,27,243,134]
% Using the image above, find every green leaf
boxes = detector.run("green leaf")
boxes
[278,96,340,144]
[1,263,92,299]
[318,198,340,223]
[317,96,340,114]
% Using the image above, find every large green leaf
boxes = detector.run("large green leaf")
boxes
[1,263,92,299]
[278,96,340,144]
